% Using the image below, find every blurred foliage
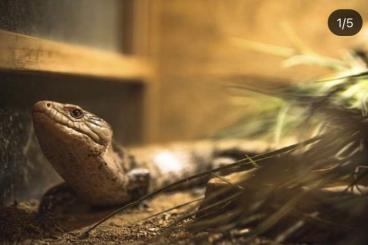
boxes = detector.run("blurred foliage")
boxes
[217,29,368,146]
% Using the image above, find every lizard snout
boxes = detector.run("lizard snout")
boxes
[32,100,54,114]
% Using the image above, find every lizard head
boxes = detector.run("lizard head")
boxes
[32,100,113,157]
[32,101,132,206]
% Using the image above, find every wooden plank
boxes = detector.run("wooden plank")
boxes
[0,30,152,80]
[133,0,163,143]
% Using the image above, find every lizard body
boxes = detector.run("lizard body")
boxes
[32,101,269,208]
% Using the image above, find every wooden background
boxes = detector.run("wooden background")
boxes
[147,0,368,142]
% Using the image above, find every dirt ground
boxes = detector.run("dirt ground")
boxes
[0,191,270,245]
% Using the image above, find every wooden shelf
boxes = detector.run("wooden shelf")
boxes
[0,30,152,81]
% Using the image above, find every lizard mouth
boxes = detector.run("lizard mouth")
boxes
[32,102,104,146]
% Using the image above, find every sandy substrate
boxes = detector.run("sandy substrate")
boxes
[0,191,270,245]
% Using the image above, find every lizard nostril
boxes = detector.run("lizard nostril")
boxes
[46,103,51,107]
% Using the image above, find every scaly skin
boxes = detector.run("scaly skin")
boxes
[32,100,270,208]
[33,101,139,206]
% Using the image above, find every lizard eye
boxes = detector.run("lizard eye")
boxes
[70,108,84,119]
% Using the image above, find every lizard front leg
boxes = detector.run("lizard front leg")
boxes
[36,182,89,233]
[38,182,88,216]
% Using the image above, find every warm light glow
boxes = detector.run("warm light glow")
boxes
[153,151,185,174]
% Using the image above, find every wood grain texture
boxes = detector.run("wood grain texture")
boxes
[0,30,152,80]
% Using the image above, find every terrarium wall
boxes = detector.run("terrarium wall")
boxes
[0,0,144,205]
